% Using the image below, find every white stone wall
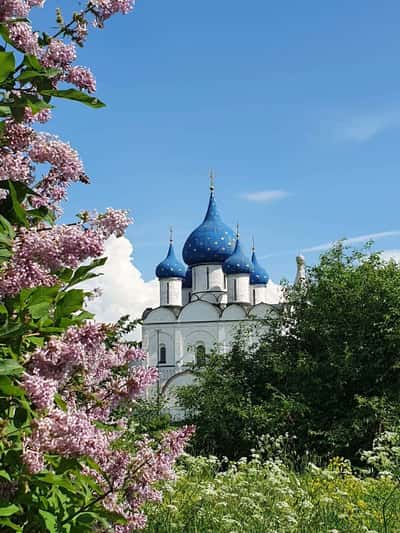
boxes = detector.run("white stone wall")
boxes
[227,273,250,304]
[250,284,266,305]
[142,298,275,403]
[159,278,182,306]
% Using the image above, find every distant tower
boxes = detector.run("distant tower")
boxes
[223,225,251,304]
[155,229,186,306]
[182,172,236,304]
[250,239,269,305]
[295,254,306,286]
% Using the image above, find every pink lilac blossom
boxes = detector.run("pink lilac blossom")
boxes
[40,40,77,69]
[29,324,107,382]
[0,151,32,184]
[29,133,86,205]
[28,324,155,400]
[91,0,135,26]
[21,445,45,474]
[111,367,159,402]
[1,128,83,207]
[0,260,56,297]
[8,21,40,55]
[17,226,104,270]
[74,21,88,44]
[91,208,133,238]
[30,133,84,182]
[21,371,58,410]
[20,319,193,527]
[0,0,30,20]
[23,107,52,124]
[0,226,104,297]
[0,0,44,22]
[65,66,96,93]
[5,120,33,151]
[22,407,113,474]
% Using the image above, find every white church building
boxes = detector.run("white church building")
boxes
[142,179,305,400]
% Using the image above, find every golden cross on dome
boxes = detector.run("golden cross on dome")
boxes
[236,223,240,239]
[252,235,255,252]
[169,226,173,243]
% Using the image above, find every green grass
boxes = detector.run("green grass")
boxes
[144,455,400,533]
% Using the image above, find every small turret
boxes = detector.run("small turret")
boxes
[249,239,269,304]
[295,254,306,286]
[223,225,251,304]
[155,229,185,306]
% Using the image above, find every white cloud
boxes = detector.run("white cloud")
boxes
[240,190,289,203]
[302,230,400,253]
[337,110,400,143]
[83,236,158,340]
[380,249,400,262]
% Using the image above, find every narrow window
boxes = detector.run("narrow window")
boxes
[253,289,256,305]
[234,279,237,301]
[159,344,166,364]
[196,344,206,367]
[206,266,210,289]
[166,282,170,304]
[192,269,196,290]
[188,291,191,302]
[224,275,226,289]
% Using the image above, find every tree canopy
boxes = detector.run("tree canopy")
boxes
[179,244,400,463]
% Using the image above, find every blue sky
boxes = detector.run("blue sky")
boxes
[33,1,400,282]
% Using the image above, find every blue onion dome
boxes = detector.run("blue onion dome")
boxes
[156,238,186,279]
[222,234,252,275]
[182,188,236,266]
[250,248,269,285]
[182,267,192,289]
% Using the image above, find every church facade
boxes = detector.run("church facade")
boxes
[141,180,302,400]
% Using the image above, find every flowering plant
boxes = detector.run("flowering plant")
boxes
[0,2,193,531]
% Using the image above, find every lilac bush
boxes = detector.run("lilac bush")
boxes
[0,2,193,530]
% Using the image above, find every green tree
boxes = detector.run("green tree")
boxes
[179,244,400,463]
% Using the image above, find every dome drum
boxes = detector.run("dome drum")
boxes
[227,273,250,304]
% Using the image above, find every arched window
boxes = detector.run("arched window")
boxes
[196,344,206,367]
[159,344,166,365]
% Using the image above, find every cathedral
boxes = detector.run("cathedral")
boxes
[142,178,305,403]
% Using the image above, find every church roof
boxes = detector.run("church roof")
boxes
[156,241,186,279]
[250,250,269,285]
[182,267,192,288]
[222,236,251,275]
[182,190,236,266]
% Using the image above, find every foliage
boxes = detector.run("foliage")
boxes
[361,428,400,479]
[0,2,193,531]
[178,244,400,462]
[144,453,400,533]
[127,397,173,438]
